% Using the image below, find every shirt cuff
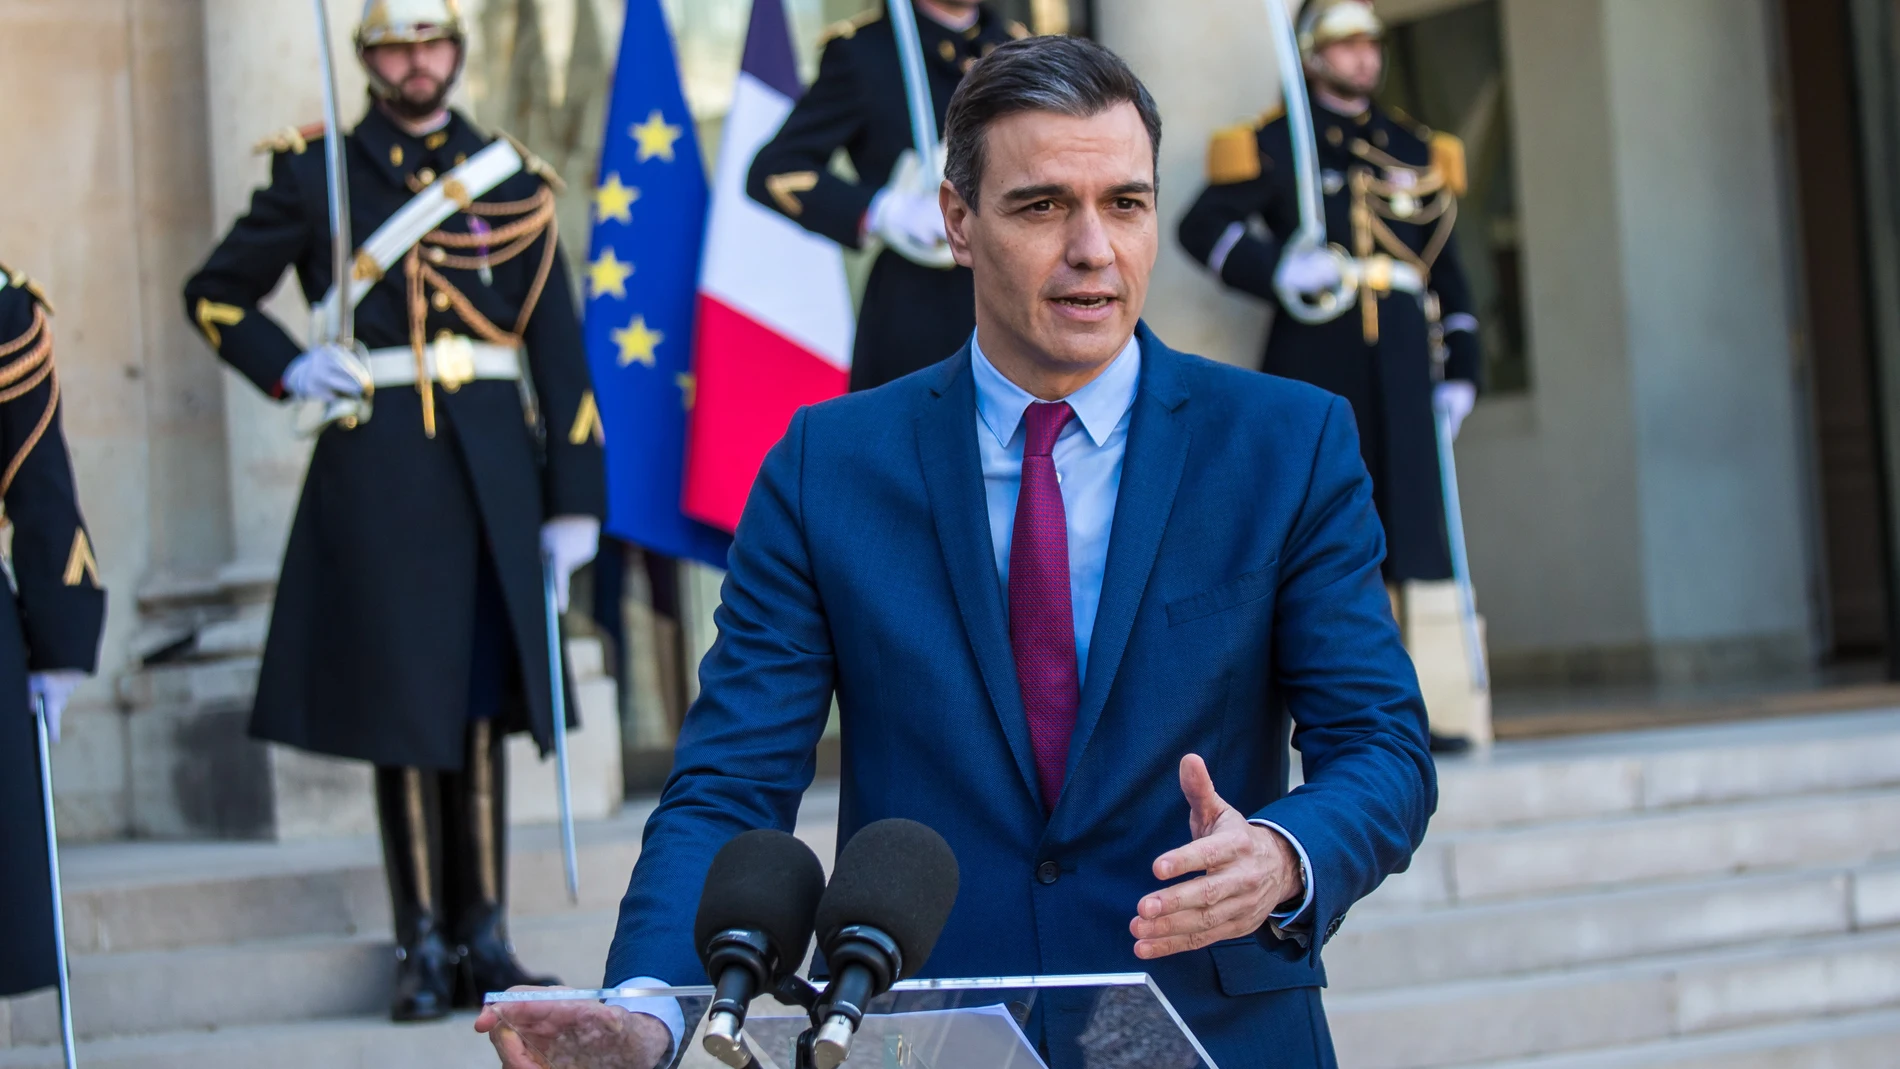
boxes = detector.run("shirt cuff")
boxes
[1206,220,1247,276]
[1249,818,1315,939]
[605,976,686,1063]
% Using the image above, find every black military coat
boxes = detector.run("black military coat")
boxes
[0,269,106,997]
[183,106,604,771]
[1179,101,1479,581]
[746,3,1024,391]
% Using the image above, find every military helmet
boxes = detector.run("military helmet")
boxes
[355,0,468,98]
[1297,0,1385,60]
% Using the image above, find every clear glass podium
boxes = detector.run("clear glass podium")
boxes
[486,973,1218,1069]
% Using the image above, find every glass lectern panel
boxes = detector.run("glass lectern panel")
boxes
[486,974,1218,1069]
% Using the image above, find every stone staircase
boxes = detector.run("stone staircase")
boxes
[1324,709,1900,1068]
[2,710,1896,1067]
[0,793,840,1069]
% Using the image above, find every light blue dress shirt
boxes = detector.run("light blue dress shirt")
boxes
[970,332,1141,684]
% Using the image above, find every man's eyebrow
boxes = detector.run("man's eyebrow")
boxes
[1104,181,1157,199]
[1000,183,1072,204]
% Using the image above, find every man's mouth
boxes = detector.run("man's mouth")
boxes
[1053,295,1115,309]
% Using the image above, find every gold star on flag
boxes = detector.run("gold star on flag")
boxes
[614,315,664,367]
[587,248,635,300]
[630,109,684,163]
[593,173,641,225]
[676,372,697,409]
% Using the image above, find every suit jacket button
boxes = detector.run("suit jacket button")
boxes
[1036,861,1061,885]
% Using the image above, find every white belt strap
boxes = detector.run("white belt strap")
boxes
[363,338,522,390]
[312,139,524,337]
[1355,255,1426,296]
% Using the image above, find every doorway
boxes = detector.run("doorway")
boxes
[1778,0,1893,667]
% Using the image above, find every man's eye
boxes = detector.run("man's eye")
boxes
[1029,200,1056,213]
[1114,198,1146,211]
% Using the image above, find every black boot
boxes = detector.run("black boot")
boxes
[444,719,560,1009]
[377,767,456,1023]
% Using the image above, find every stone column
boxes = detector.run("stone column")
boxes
[1095,0,1282,368]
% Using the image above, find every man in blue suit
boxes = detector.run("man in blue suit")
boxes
[480,35,1432,1069]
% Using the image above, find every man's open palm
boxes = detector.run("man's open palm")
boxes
[1130,754,1303,958]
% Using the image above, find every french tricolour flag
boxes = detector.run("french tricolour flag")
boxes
[683,0,855,533]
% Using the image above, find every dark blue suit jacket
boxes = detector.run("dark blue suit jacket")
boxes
[606,325,1435,1068]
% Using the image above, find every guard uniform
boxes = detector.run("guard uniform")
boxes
[0,266,105,997]
[1179,102,1480,582]
[182,100,604,1018]
[747,3,1025,391]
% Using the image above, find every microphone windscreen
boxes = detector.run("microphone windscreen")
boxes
[694,829,828,981]
[814,819,960,978]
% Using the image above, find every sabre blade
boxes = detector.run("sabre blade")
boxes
[885,0,940,157]
[542,560,581,904]
[1262,0,1326,247]
[312,0,354,348]
[35,696,79,1069]
[1434,408,1489,692]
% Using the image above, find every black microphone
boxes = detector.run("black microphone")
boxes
[809,819,961,1069]
[694,829,827,1069]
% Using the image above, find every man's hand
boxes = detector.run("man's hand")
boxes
[29,671,85,744]
[1130,754,1303,959]
[541,515,601,613]
[1433,379,1477,441]
[475,987,673,1069]
[281,343,371,402]
[1274,245,1344,296]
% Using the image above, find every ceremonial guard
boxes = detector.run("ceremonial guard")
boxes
[0,264,106,998]
[182,0,604,1020]
[747,1,1025,391]
[1179,0,1485,750]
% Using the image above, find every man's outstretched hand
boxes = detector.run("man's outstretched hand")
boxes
[1130,754,1303,959]
[475,986,673,1069]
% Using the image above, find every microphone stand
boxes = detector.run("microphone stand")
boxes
[771,975,823,1069]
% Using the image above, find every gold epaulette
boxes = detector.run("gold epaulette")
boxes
[1207,119,1267,185]
[820,7,881,45]
[1430,132,1467,197]
[0,261,55,316]
[253,121,329,157]
[1008,20,1031,39]
[497,130,567,194]
[1386,105,1434,142]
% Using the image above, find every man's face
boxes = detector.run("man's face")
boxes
[1314,36,1383,98]
[365,38,461,117]
[942,103,1157,378]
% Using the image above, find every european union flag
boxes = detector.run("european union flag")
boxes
[585,0,731,568]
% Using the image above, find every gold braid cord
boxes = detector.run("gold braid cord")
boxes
[0,304,60,508]
[402,185,559,438]
[1347,142,1462,345]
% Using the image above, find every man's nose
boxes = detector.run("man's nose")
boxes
[1065,208,1116,271]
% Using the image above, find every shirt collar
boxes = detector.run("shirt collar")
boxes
[970,332,1142,450]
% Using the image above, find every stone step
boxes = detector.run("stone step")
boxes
[1328,860,1900,993]
[49,788,843,957]
[0,908,622,1045]
[1461,1007,1900,1068]
[1363,786,1900,911]
[1325,929,1900,1069]
[0,1014,496,1069]
[1428,709,1900,833]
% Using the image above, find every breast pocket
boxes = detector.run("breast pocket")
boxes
[1166,561,1280,627]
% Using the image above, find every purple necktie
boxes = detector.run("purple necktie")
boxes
[1010,401,1079,811]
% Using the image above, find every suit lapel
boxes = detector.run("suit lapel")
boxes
[917,350,1044,808]
[1064,326,1192,789]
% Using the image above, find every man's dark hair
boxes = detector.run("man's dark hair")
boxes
[943,36,1162,209]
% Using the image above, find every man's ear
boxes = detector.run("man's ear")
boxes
[941,181,976,269]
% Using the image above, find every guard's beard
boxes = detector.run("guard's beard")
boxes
[381,77,453,122]
[1305,57,1382,104]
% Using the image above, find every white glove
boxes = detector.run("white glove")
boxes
[868,148,956,269]
[1274,245,1344,295]
[29,671,85,744]
[282,343,371,402]
[1434,380,1477,441]
[541,516,601,613]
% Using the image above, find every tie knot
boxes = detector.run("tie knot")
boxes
[1022,401,1074,457]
